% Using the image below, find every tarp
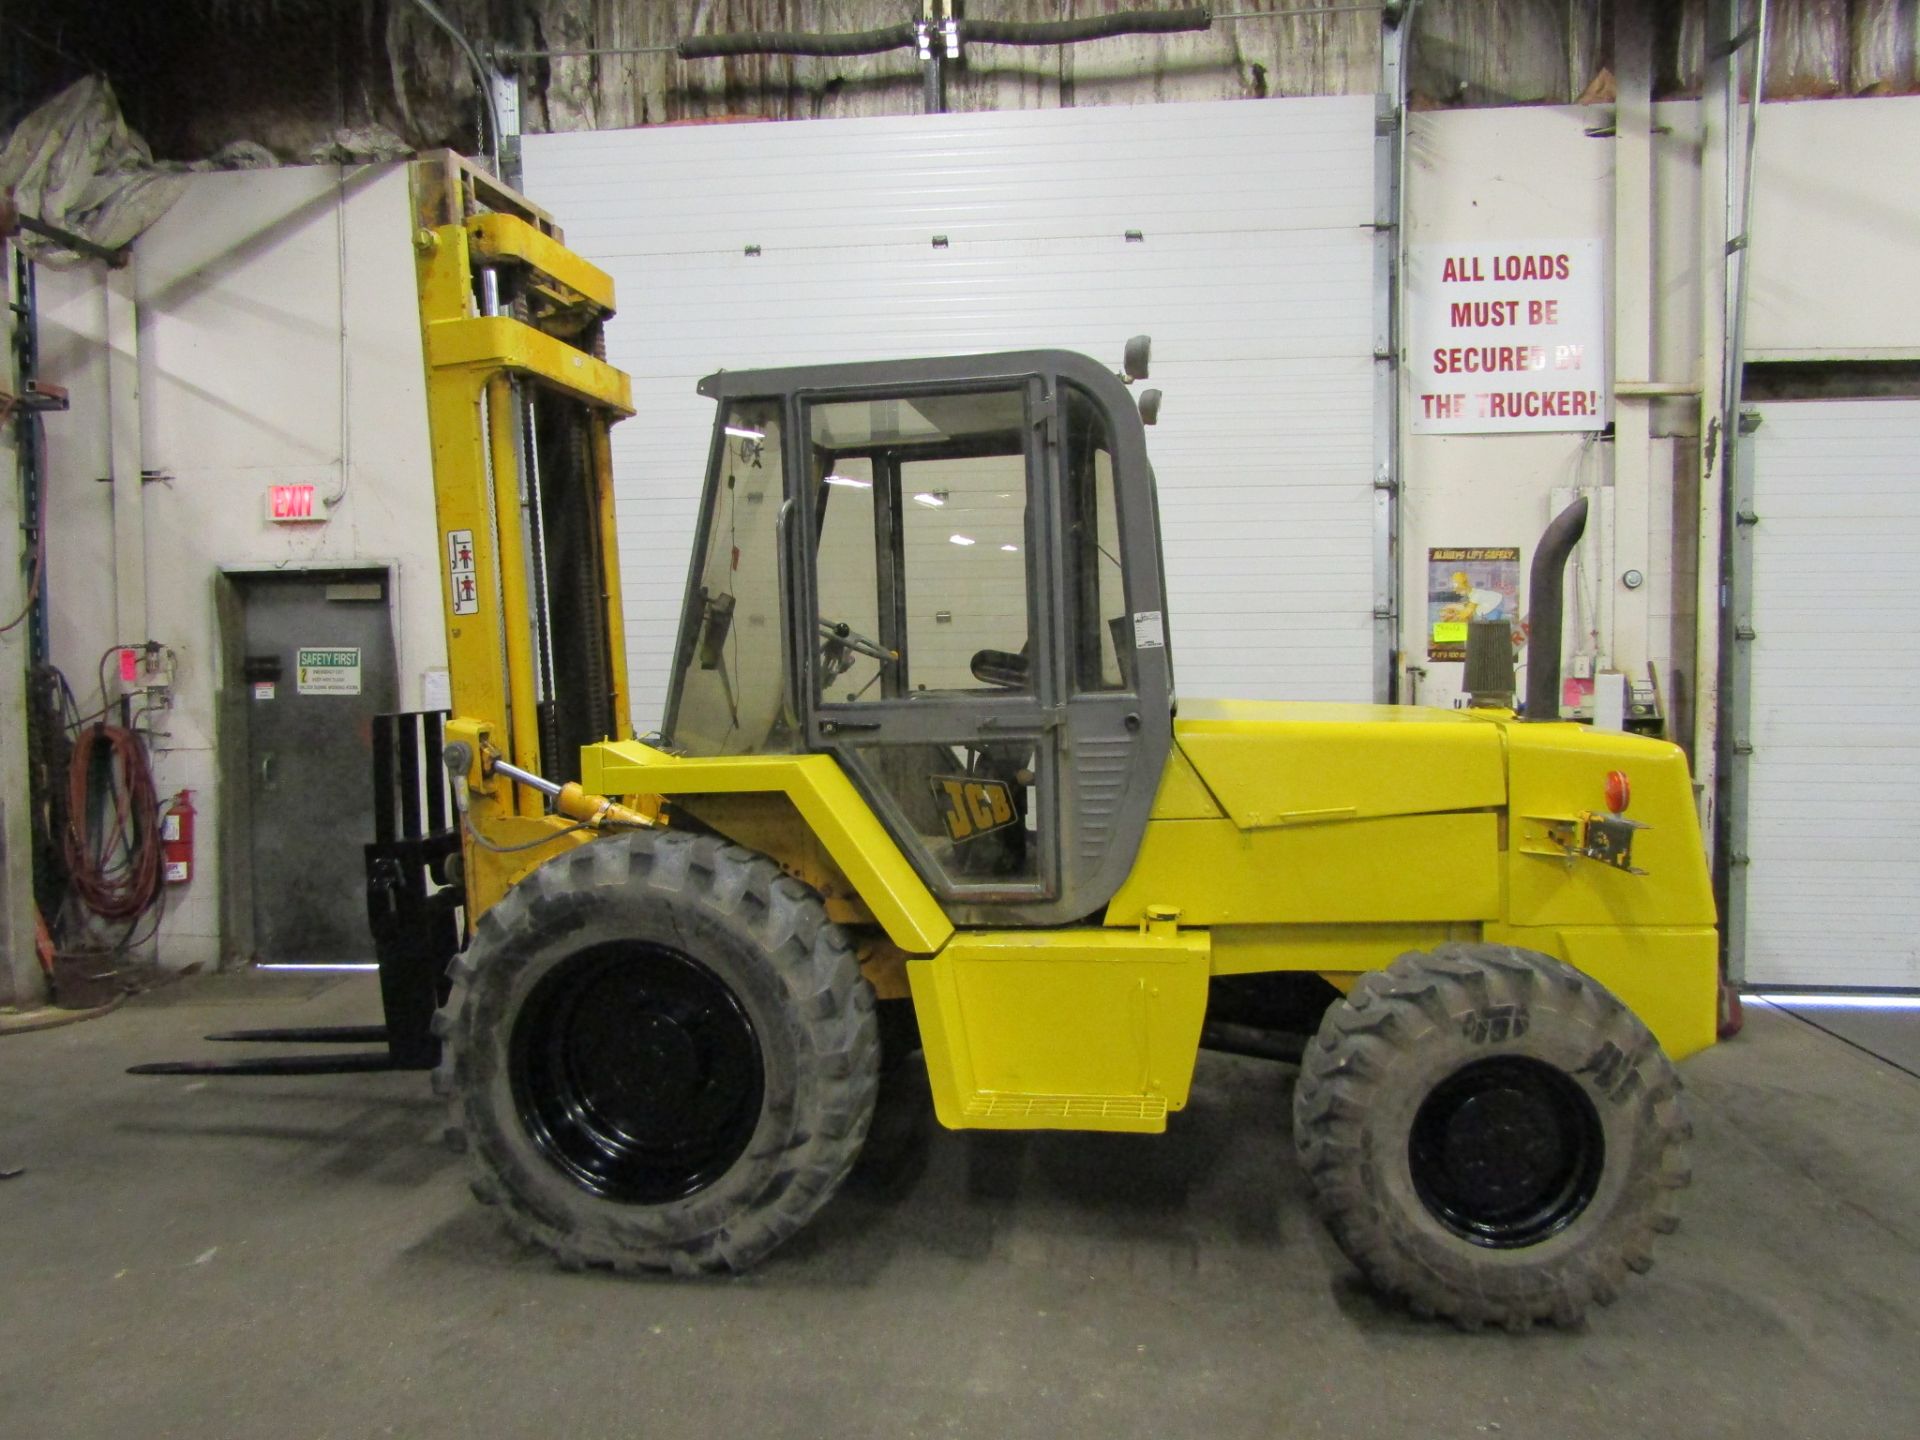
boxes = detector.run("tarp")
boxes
[0,77,192,265]
[0,76,417,267]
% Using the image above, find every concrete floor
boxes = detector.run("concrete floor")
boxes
[2,974,1917,1440]
[1756,996,1920,1077]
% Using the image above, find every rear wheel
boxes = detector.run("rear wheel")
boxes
[1293,943,1689,1328]
[436,829,879,1274]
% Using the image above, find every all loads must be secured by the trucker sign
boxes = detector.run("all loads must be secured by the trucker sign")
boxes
[1408,240,1609,434]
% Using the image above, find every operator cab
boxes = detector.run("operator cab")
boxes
[663,349,1174,925]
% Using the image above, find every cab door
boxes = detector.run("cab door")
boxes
[799,376,1058,916]
[791,353,1172,928]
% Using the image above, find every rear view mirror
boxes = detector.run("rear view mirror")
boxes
[1123,334,1151,381]
[1138,388,1162,425]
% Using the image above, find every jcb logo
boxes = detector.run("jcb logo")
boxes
[931,776,1017,842]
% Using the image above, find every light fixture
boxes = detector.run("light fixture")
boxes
[912,491,947,508]
[1000,543,1019,552]
[949,534,975,547]
[823,473,871,489]
[256,962,380,973]
[725,424,765,440]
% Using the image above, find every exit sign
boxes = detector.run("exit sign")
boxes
[267,484,324,523]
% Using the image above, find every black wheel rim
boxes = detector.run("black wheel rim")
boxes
[1408,1056,1605,1248]
[509,942,764,1205]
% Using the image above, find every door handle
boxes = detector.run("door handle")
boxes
[821,719,881,735]
[978,710,1062,733]
[260,753,275,788]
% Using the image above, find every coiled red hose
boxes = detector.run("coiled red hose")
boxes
[63,723,162,924]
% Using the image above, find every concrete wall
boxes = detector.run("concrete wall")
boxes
[38,163,442,970]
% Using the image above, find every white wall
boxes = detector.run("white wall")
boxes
[1398,95,1920,719]
[1400,102,1710,716]
[1747,96,1920,362]
[40,163,442,969]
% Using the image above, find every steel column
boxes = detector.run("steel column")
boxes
[1692,0,1734,858]
[107,262,146,653]
[1610,3,1655,700]
[1372,4,1410,703]
[1720,409,1760,986]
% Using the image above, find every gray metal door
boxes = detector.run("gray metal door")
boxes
[237,571,398,962]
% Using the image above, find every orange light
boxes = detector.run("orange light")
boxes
[1604,770,1631,814]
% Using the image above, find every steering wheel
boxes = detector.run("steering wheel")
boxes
[818,619,898,684]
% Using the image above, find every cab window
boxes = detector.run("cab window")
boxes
[807,390,1032,700]
[1062,383,1130,692]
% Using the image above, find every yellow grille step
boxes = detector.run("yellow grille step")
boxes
[960,1093,1169,1133]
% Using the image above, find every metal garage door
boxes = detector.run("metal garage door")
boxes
[1741,400,1920,988]
[523,97,1377,728]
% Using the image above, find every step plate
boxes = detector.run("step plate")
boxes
[961,1092,1169,1132]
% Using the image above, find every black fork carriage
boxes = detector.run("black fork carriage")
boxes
[129,711,465,1077]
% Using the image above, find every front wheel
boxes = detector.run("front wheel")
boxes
[435,830,879,1274]
[1292,944,1690,1328]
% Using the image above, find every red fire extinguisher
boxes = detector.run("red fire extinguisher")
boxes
[162,790,196,885]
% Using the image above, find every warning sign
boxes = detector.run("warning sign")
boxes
[1427,547,1520,662]
[297,648,361,695]
[1409,240,1608,434]
[447,528,479,616]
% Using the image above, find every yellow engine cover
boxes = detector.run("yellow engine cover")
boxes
[1108,699,1510,928]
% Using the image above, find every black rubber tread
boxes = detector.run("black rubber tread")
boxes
[435,829,880,1275]
[1292,943,1690,1329]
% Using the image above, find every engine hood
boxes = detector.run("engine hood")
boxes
[1171,699,1507,829]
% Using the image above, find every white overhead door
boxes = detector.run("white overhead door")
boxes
[525,97,1377,729]
[1745,400,1920,988]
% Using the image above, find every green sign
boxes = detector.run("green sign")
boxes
[296,647,361,695]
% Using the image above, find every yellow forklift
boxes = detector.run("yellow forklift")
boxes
[157,156,1718,1329]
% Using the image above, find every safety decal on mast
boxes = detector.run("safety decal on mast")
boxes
[447,529,479,615]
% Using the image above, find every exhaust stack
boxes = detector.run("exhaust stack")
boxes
[1524,497,1589,721]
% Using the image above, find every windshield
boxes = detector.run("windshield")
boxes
[662,399,792,755]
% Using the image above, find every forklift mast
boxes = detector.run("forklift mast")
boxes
[408,153,639,917]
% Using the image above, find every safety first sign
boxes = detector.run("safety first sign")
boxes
[1408,240,1609,434]
[296,648,361,695]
